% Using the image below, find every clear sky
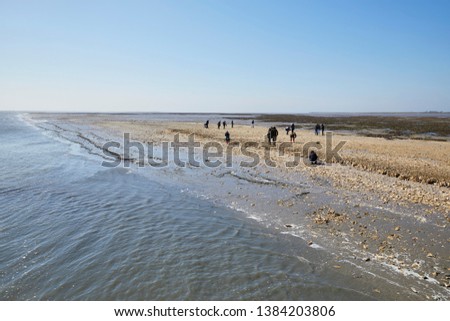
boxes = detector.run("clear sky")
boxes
[1,0,449,113]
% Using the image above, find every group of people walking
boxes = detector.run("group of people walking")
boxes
[267,122,323,164]
[315,123,325,135]
[205,119,254,129]
[284,123,297,143]
[285,123,295,134]
[204,120,234,129]
[204,119,323,163]
[204,119,256,145]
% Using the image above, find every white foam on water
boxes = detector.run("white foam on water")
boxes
[309,243,324,249]
[339,259,403,288]
[280,231,302,238]
[364,204,428,223]
[379,262,440,285]
[246,214,264,222]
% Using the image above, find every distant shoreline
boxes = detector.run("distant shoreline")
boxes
[25,111,450,141]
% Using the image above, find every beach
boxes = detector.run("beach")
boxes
[20,112,450,300]
[48,112,450,206]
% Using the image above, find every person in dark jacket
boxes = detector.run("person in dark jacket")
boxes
[267,126,278,146]
[309,150,318,164]
[314,123,320,135]
[272,127,278,145]
[225,131,230,144]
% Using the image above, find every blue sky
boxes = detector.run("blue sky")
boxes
[1,0,449,113]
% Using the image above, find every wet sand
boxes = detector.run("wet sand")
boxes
[29,113,450,300]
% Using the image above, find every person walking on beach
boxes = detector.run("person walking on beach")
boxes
[285,126,290,135]
[291,123,295,132]
[267,126,278,146]
[290,131,297,143]
[225,131,230,144]
[251,120,254,128]
[272,127,278,145]
[321,123,325,136]
[217,121,221,129]
[315,123,320,135]
[204,120,209,128]
[223,121,227,128]
[231,120,234,128]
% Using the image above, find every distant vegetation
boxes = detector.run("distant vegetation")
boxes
[243,114,450,140]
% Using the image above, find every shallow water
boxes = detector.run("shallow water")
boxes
[0,112,378,300]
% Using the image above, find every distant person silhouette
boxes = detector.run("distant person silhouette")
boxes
[321,123,325,136]
[204,120,209,128]
[225,131,230,144]
[231,120,234,128]
[251,120,254,128]
[290,131,297,142]
[315,123,320,136]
